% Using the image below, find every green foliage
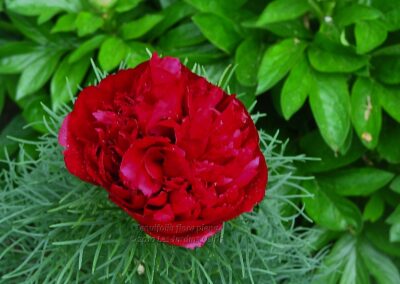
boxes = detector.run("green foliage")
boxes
[1,0,400,282]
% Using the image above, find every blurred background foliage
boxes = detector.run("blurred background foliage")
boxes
[0,0,400,283]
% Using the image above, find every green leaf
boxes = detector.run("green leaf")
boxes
[51,53,91,110]
[257,38,306,94]
[334,4,382,27]
[361,239,400,284]
[16,52,62,100]
[159,22,205,49]
[308,46,367,73]
[363,194,385,222]
[37,9,61,25]
[51,13,77,33]
[281,55,312,120]
[377,120,400,164]
[355,20,387,54]
[365,222,400,258]
[120,14,164,40]
[69,34,106,64]
[98,37,128,72]
[8,14,53,44]
[299,130,365,173]
[75,12,104,37]
[303,180,362,232]
[163,44,224,64]
[309,73,351,151]
[115,0,141,13]
[377,83,400,123]
[389,224,400,242]
[192,13,241,54]
[5,0,81,16]
[125,42,152,68]
[372,56,400,85]
[311,234,369,284]
[318,167,394,196]
[390,176,400,193]
[0,42,40,74]
[234,38,263,87]
[257,0,309,25]
[20,93,49,133]
[351,77,382,149]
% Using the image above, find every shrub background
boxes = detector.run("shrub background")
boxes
[0,0,400,283]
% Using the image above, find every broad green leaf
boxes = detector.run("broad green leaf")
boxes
[377,83,400,123]
[361,240,400,284]
[372,0,400,31]
[355,20,387,54]
[235,38,263,87]
[257,0,309,25]
[387,206,400,226]
[8,14,52,44]
[159,22,205,49]
[120,14,164,40]
[373,44,400,56]
[311,235,354,284]
[5,0,81,16]
[303,180,362,232]
[257,39,306,94]
[363,194,385,222]
[98,37,128,71]
[51,54,91,110]
[115,0,141,13]
[340,241,370,284]
[192,13,241,54]
[148,2,195,39]
[184,0,245,21]
[0,42,40,74]
[390,176,400,193]
[334,4,382,27]
[389,224,400,242]
[365,223,400,258]
[125,41,153,68]
[351,77,382,148]
[69,34,106,63]
[51,13,77,33]
[372,56,400,85]
[281,55,312,120]
[377,120,400,164]
[309,73,351,151]
[318,167,394,196]
[299,130,365,173]
[308,46,367,73]
[75,11,104,37]
[305,226,341,251]
[16,52,62,100]
[37,9,61,24]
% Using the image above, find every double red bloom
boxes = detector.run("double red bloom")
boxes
[59,54,267,248]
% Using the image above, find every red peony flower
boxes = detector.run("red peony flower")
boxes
[59,54,268,249]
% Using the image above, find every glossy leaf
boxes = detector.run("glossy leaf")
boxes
[365,223,400,258]
[115,0,141,13]
[5,0,81,16]
[351,77,382,149]
[377,83,400,123]
[192,13,241,54]
[303,180,362,232]
[235,38,263,87]
[309,73,351,152]
[159,22,205,49]
[377,121,400,164]
[51,13,76,33]
[51,53,91,110]
[355,20,387,54]
[308,46,367,73]
[69,34,106,63]
[16,52,62,100]
[372,56,400,84]
[318,167,394,196]
[390,176,400,193]
[257,0,309,25]
[75,12,104,37]
[98,37,128,72]
[0,42,40,74]
[281,55,312,120]
[257,39,306,94]
[120,14,164,40]
[334,4,382,27]
[363,194,385,222]
[361,240,400,284]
